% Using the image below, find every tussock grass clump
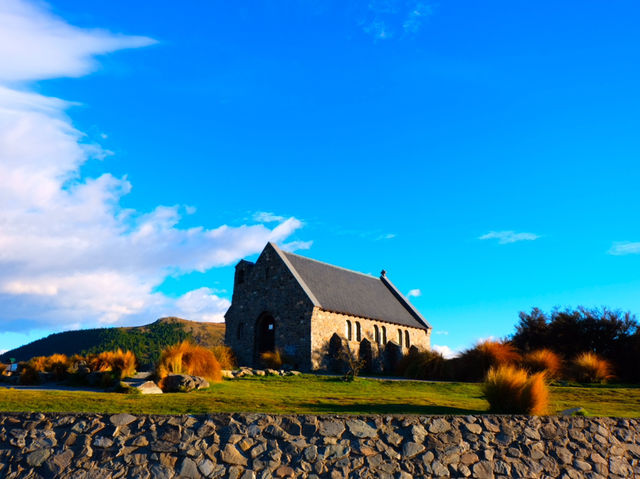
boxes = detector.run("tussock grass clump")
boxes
[47,354,71,380]
[572,352,613,383]
[522,349,563,379]
[260,350,284,369]
[157,341,222,383]
[211,345,237,370]
[20,354,71,383]
[396,349,450,380]
[88,349,137,378]
[456,340,521,381]
[483,365,549,415]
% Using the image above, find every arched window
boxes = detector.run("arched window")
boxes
[381,326,387,345]
[398,329,403,346]
[356,322,362,341]
[405,330,411,348]
[346,320,352,341]
[237,323,244,340]
[374,325,380,345]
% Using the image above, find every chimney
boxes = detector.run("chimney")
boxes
[380,269,387,278]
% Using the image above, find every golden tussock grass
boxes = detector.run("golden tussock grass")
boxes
[483,364,549,415]
[260,349,283,369]
[211,345,237,370]
[456,340,521,381]
[522,349,563,379]
[396,349,449,380]
[572,352,614,384]
[157,341,222,383]
[88,349,137,378]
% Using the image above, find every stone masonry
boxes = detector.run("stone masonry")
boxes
[1,412,639,478]
[225,243,432,372]
[310,309,430,370]
[224,244,315,371]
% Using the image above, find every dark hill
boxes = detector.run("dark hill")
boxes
[0,317,226,369]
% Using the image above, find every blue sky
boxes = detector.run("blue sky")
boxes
[0,0,639,356]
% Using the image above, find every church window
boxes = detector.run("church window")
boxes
[356,322,362,341]
[346,320,352,340]
[398,329,403,346]
[374,325,381,345]
[381,326,387,344]
[405,330,411,348]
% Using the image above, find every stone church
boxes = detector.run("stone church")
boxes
[224,242,432,372]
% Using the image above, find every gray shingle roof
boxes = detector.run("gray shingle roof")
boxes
[272,244,430,330]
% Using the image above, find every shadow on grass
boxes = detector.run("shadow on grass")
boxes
[551,381,640,390]
[300,402,486,415]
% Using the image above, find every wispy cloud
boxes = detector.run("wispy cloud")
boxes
[280,240,313,252]
[377,233,396,240]
[407,288,421,298]
[434,330,449,336]
[403,3,434,34]
[608,241,640,256]
[252,211,286,223]
[0,0,309,333]
[479,230,541,245]
[432,344,458,359]
[361,1,434,40]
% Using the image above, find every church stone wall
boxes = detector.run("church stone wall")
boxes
[224,244,315,371]
[310,308,431,371]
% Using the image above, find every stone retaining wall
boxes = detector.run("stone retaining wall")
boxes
[0,412,638,478]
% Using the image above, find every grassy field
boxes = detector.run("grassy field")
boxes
[0,375,638,417]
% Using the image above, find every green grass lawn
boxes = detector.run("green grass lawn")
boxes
[0,375,638,417]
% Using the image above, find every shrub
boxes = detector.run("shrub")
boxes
[396,349,450,380]
[88,349,137,379]
[157,341,222,383]
[522,349,563,379]
[483,365,549,415]
[20,354,71,382]
[211,345,237,370]
[19,363,40,385]
[47,354,70,380]
[571,352,613,383]
[28,356,49,373]
[456,340,521,381]
[260,349,283,369]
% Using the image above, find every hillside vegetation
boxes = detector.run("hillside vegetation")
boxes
[0,318,225,369]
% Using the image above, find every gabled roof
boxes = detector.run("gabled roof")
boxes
[269,242,431,330]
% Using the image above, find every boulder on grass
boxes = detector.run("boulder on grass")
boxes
[162,374,210,392]
[135,380,163,394]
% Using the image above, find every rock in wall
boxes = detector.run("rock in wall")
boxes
[0,412,638,478]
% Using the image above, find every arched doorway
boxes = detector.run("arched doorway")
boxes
[254,313,276,362]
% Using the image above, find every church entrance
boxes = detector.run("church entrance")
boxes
[254,313,276,362]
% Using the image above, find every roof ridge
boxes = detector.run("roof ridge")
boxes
[380,274,432,329]
[282,251,378,280]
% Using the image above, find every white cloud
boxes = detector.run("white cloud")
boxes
[253,211,286,223]
[434,330,448,336]
[0,0,155,82]
[432,344,458,359]
[608,241,640,256]
[173,288,231,323]
[280,240,314,252]
[407,289,421,298]
[478,230,540,244]
[0,0,309,334]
